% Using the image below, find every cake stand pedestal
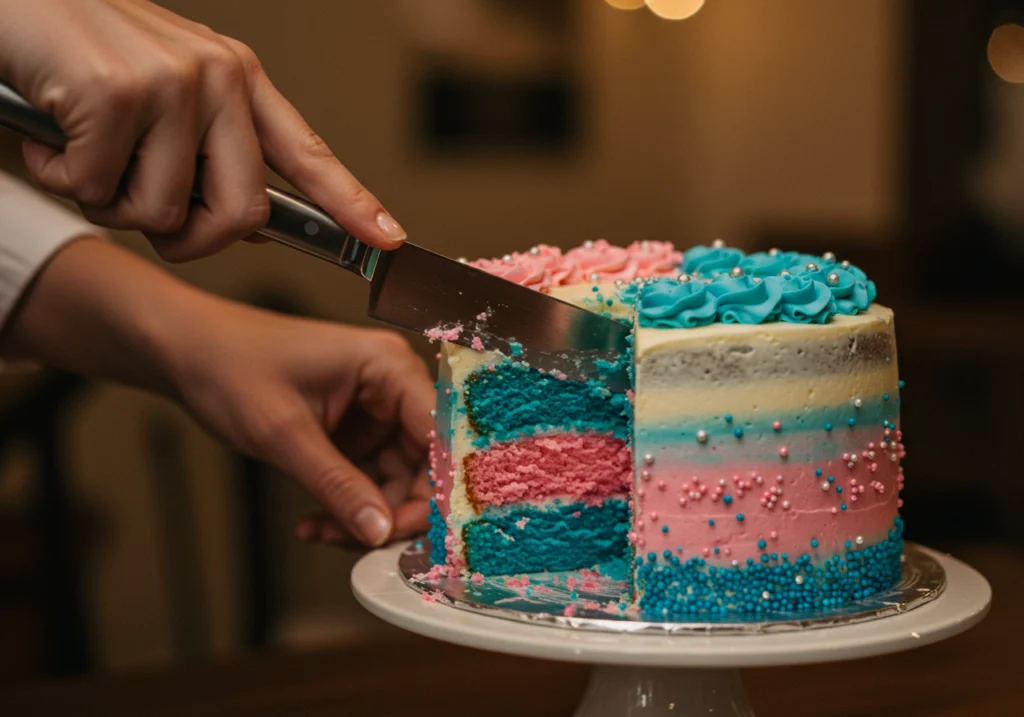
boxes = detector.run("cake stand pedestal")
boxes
[352,544,990,717]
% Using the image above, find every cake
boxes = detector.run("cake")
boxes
[427,240,905,618]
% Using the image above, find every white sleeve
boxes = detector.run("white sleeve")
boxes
[0,170,105,328]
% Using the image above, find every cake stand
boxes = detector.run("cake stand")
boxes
[352,543,990,716]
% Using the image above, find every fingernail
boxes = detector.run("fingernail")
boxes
[354,506,392,547]
[375,210,407,243]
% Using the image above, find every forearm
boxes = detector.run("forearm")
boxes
[0,238,208,397]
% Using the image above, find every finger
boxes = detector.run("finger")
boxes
[268,412,394,547]
[147,69,268,262]
[35,85,144,205]
[81,102,197,234]
[297,503,429,547]
[225,41,405,250]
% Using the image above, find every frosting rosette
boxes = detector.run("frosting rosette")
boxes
[777,273,837,324]
[805,266,876,315]
[705,275,784,324]
[564,239,638,282]
[636,278,717,328]
[681,245,744,277]
[471,252,550,290]
[627,240,683,278]
[738,251,799,278]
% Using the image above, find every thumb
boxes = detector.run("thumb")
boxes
[22,139,75,198]
[267,414,394,547]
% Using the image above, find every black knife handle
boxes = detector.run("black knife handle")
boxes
[0,82,377,280]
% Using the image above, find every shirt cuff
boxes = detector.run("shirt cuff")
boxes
[0,171,106,329]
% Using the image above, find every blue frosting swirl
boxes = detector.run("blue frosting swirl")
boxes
[705,275,783,324]
[737,251,796,277]
[777,274,837,324]
[681,246,744,277]
[804,267,876,315]
[636,279,717,328]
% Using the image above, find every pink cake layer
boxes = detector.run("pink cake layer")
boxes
[465,434,632,509]
[631,438,903,562]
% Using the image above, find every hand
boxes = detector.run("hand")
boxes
[3,239,433,547]
[0,0,406,261]
[171,306,436,548]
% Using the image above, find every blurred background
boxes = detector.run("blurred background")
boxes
[0,0,1022,681]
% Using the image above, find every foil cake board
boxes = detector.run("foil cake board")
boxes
[398,539,946,636]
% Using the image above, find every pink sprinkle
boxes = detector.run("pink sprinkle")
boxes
[657,480,667,491]
[650,511,659,521]
[638,537,646,548]
[445,388,451,396]
[434,352,441,360]
[470,572,484,584]
[779,447,789,458]
[678,497,688,506]
[470,336,485,351]
[641,470,651,481]
[422,590,445,603]
[572,511,581,518]
[702,548,710,557]
[637,522,646,532]
[850,479,858,486]
[724,547,732,556]
[898,499,904,508]
[637,488,646,498]
[564,605,577,617]
[770,530,778,540]
[628,532,637,544]
[476,311,489,321]
[831,507,838,514]
[772,421,782,431]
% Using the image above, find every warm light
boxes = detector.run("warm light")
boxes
[988,24,1024,83]
[645,0,704,21]
[605,0,646,10]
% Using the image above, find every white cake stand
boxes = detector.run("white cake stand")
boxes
[352,543,990,717]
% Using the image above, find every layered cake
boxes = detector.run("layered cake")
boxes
[427,241,905,618]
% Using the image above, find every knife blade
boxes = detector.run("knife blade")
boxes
[0,82,631,389]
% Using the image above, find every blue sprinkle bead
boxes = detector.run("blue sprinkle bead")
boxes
[899,380,905,389]
[811,538,819,548]
[736,513,745,522]
[758,539,767,550]
[836,486,843,494]
[734,427,744,438]
[827,475,834,483]
[633,518,908,617]
[841,504,848,511]
[708,519,715,527]
[725,414,733,423]
[848,417,856,427]
[661,525,669,534]
[815,468,823,477]
[883,393,890,401]
[825,423,832,432]
[723,495,733,505]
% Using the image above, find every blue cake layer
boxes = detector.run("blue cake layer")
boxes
[463,500,632,575]
[427,498,448,566]
[463,363,629,446]
[636,518,904,617]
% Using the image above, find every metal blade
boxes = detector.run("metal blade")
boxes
[366,243,631,390]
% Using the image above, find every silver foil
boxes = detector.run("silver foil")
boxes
[399,540,945,635]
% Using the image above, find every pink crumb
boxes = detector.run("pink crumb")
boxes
[571,511,581,518]
[476,311,489,321]
[470,572,484,584]
[421,590,445,604]
[563,605,577,617]
[470,336,485,351]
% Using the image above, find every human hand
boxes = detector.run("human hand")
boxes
[4,239,432,547]
[0,0,406,262]
[170,305,435,547]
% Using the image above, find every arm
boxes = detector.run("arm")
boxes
[2,238,433,547]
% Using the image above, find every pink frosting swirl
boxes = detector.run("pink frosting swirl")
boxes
[471,252,549,289]
[627,240,682,277]
[564,239,638,282]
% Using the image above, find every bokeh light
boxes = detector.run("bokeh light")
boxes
[645,0,705,21]
[987,24,1024,83]
[605,0,647,10]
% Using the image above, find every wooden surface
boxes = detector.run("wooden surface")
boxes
[3,545,1021,717]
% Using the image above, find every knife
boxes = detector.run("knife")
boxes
[0,83,630,389]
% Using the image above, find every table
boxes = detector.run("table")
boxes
[3,546,1021,717]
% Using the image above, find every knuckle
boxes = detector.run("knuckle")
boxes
[146,203,189,234]
[86,63,141,109]
[152,55,199,102]
[245,408,304,456]
[201,43,246,90]
[298,127,335,162]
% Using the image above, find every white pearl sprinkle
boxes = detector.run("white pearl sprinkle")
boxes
[590,273,600,283]
[827,272,840,286]
[643,453,654,465]
[890,453,899,462]
[856,536,864,545]
[849,454,858,463]
[696,429,708,444]
[768,248,779,256]
[822,482,831,491]
[841,260,851,269]
[502,254,513,263]
[762,591,771,600]
[729,266,744,278]
[429,409,437,417]
[783,500,791,509]
[712,238,726,249]
[677,273,691,283]
[795,575,804,585]
[752,276,762,283]
[822,251,836,262]
[457,257,468,263]
[778,269,792,277]
[583,240,594,249]
[853,398,863,408]
[732,560,739,567]
[529,246,540,256]
[805,262,819,272]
